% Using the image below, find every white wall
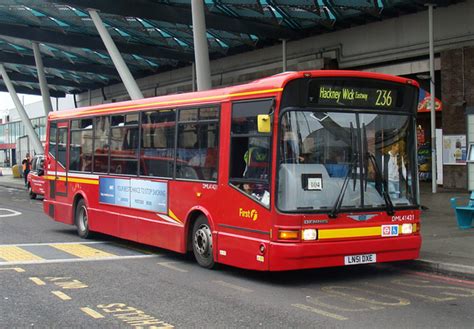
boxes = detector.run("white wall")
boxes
[6,94,75,122]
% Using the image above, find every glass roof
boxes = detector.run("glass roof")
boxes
[0,0,462,96]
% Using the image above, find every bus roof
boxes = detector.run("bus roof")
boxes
[49,70,418,120]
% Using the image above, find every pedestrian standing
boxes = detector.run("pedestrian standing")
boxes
[22,153,31,187]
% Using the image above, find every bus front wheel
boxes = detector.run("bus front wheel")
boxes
[192,216,215,269]
[75,199,90,239]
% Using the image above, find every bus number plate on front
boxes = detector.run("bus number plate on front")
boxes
[344,253,376,265]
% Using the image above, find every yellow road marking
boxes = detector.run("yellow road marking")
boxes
[157,262,188,273]
[0,246,44,262]
[321,286,410,307]
[81,307,105,319]
[51,244,115,259]
[29,277,46,286]
[51,291,72,301]
[365,283,454,302]
[0,267,25,272]
[292,303,348,321]
[213,280,253,293]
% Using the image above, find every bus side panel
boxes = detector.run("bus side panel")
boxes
[211,100,272,270]
[167,180,216,249]
[213,188,273,270]
[217,232,269,270]
[52,185,71,224]
[72,183,119,237]
[136,218,184,253]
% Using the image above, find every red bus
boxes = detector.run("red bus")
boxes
[43,70,421,271]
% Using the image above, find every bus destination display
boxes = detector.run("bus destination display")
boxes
[310,84,398,109]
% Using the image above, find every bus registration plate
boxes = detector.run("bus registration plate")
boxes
[344,253,376,265]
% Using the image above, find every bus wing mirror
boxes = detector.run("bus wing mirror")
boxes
[257,114,271,133]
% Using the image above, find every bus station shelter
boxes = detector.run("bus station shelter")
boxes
[0,0,469,189]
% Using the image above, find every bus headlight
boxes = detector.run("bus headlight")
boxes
[302,229,318,241]
[401,223,413,234]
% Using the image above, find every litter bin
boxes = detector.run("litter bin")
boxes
[12,164,21,178]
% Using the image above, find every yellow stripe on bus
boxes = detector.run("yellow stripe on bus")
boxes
[43,175,98,185]
[67,177,99,185]
[51,244,115,259]
[168,209,182,224]
[50,88,284,119]
[318,226,381,240]
[0,246,44,262]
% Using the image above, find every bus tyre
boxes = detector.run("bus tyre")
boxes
[28,184,36,199]
[75,199,90,239]
[192,216,215,269]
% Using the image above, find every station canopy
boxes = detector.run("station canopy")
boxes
[0,0,462,98]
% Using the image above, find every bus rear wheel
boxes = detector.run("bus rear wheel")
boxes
[192,216,215,269]
[75,199,90,239]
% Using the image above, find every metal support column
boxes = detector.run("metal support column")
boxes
[32,42,53,115]
[0,64,44,154]
[192,63,196,92]
[281,39,287,72]
[428,3,437,193]
[191,0,211,91]
[89,9,143,100]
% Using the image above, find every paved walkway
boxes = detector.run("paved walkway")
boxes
[415,183,474,278]
[0,171,472,277]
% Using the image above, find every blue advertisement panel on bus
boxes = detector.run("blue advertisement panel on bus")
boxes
[99,177,167,213]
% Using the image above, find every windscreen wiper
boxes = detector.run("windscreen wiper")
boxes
[366,152,394,215]
[329,159,356,218]
[329,123,358,218]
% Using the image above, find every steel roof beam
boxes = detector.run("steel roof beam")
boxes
[0,64,44,153]
[5,72,101,90]
[0,52,119,76]
[0,22,194,62]
[0,84,66,98]
[48,0,298,39]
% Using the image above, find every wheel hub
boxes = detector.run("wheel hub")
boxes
[79,206,88,231]
[194,225,211,255]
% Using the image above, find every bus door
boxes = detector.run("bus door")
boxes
[50,122,69,199]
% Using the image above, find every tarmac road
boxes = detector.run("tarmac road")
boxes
[1,186,474,328]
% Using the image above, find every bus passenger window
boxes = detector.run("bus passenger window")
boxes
[176,107,219,181]
[110,114,139,175]
[93,116,110,174]
[69,119,93,172]
[141,109,176,178]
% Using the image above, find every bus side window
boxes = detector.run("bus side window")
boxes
[141,109,176,178]
[110,114,139,175]
[176,107,219,182]
[229,99,273,206]
[69,119,93,172]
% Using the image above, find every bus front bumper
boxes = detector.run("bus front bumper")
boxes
[268,235,421,271]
